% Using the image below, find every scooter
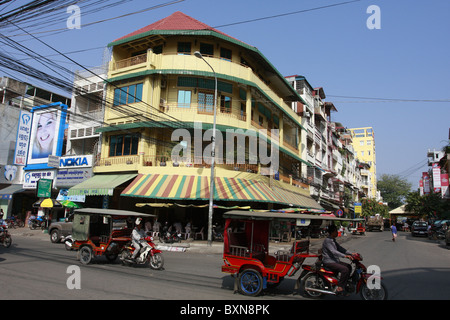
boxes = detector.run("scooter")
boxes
[299,252,388,300]
[28,216,46,230]
[119,236,164,270]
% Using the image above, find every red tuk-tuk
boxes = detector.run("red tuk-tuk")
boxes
[222,210,354,296]
[349,219,366,235]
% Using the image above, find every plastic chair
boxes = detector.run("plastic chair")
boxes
[195,227,204,240]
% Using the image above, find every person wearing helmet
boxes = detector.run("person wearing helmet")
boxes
[131,217,150,261]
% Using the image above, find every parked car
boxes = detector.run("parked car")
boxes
[411,221,428,237]
[48,214,74,243]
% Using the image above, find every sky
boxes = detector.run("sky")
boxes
[2,0,450,190]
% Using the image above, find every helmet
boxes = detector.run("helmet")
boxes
[135,217,142,225]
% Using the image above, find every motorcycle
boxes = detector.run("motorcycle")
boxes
[28,216,46,230]
[159,228,181,244]
[0,226,12,248]
[6,216,24,228]
[119,236,164,270]
[300,252,388,300]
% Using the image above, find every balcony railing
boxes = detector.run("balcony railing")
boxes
[114,53,147,70]
[160,103,247,122]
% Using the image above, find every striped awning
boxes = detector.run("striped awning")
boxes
[121,174,322,210]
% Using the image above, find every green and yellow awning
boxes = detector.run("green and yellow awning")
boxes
[68,173,138,196]
[121,174,322,210]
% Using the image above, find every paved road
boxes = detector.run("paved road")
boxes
[1,228,449,302]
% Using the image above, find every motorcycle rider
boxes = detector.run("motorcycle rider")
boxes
[322,224,355,294]
[0,213,6,237]
[131,218,151,261]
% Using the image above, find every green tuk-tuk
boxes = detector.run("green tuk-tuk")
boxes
[71,208,155,265]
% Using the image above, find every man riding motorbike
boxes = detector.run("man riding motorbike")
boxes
[131,218,151,261]
[0,213,7,237]
[322,224,355,294]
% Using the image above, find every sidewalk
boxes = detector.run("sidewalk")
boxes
[7,227,354,254]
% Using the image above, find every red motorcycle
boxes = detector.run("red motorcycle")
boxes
[300,253,388,300]
[119,236,164,270]
[0,226,12,248]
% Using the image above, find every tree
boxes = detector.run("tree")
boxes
[361,198,388,217]
[377,174,412,210]
[405,191,450,220]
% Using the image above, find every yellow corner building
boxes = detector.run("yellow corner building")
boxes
[69,12,322,215]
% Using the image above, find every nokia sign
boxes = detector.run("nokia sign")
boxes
[59,155,93,168]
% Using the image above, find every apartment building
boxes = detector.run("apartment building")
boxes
[349,127,378,199]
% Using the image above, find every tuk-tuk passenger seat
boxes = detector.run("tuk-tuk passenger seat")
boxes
[275,240,310,263]
[291,240,310,254]
[228,232,249,257]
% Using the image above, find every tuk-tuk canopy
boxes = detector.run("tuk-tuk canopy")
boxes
[73,208,155,218]
[72,208,155,242]
[223,210,362,222]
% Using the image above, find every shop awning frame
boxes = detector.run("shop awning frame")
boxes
[0,184,24,200]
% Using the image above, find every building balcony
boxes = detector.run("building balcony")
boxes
[108,51,298,126]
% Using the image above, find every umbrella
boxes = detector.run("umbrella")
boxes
[61,200,82,209]
[32,198,63,208]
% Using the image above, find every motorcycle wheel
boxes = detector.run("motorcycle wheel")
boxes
[302,273,326,299]
[149,252,164,270]
[360,282,388,300]
[29,222,36,230]
[3,235,12,248]
[238,268,263,297]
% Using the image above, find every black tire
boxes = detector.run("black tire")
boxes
[50,229,61,243]
[238,268,263,296]
[79,246,93,265]
[149,252,164,270]
[360,281,388,300]
[302,273,325,299]
[105,253,118,262]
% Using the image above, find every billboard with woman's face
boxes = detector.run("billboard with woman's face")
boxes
[26,103,67,168]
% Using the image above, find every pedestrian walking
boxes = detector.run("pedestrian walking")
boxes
[391,224,397,242]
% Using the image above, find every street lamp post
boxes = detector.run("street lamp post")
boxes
[194,51,217,246]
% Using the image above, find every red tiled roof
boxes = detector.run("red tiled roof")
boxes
[113,11,243,44]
